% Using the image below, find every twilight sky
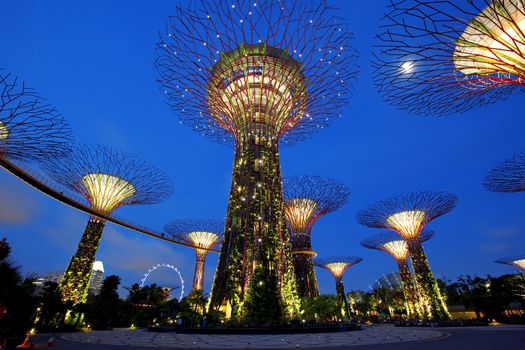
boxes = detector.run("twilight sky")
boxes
[0,1,524,298]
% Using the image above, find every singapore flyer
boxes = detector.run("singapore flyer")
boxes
[140,263,185,301]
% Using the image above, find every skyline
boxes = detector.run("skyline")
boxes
[1,0,524,299]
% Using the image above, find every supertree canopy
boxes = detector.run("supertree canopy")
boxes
[361,229,434,319]
[41,144,173,304]
[484,150,525,192]
[282,175,350,298]
[495,255,525,271]
[0,70,72,161]
[357,191,457,320]
[156,0,358,322]
[373,0,524,116]
[164,219,223,292]
[315,256,362,318]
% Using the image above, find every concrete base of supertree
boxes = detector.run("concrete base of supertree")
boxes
[60,217,105,305]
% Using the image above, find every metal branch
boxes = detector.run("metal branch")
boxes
[0,70,73,161]
[356,191,457,239]
[484,150,525,192]
[373,0,524,116]
[39,144,173,215]
[155,0,359,145]
[283,175,350,235]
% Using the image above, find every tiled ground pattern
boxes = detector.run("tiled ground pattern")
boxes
[60,325,444,348]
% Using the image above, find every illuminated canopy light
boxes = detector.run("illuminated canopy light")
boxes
[453,0,525,86]
[82,173,136,214]
[187,231,221,250]
[386,210,426,239]
[496,255,525,271]
[316,256,362,278]
[361,229,435,261]
[208,44,307,139]
[382,240,408,261]
[514,259,525,270]
[324,262,351,278]
[0,121,9,140]
[283,198,318,235]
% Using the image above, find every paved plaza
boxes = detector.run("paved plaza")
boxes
[57,325,442,348]
[24,324,525,349]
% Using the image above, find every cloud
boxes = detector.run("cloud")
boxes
[0,175,40,224]
[479,242,512,254]
[484,226,521,239]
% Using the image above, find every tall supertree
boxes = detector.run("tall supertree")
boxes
[356,191,457,320]
[484,150,525,192]
[373,0,524,116]
[282,176,350,298]
[0,70,72,161]
[156,0,358,321]
[314,256,362,318]
[164,219,223,292]
[495,255,525,271]
[361,229,434,319]
[41,144,173,305]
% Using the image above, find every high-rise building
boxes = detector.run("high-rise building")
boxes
[88,261,105,296]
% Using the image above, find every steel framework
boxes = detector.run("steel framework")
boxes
[373,0,524,116]
[164,219,223,292]
[484,150,525,192]
[156,0,358,322]
[282,175,350,298]
[361,229,434,319]
[40,144,173,304]
[357,191,457,320]
[315,256,362,318]
[0,70,72,161]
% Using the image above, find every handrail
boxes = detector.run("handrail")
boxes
[0,157,219,253]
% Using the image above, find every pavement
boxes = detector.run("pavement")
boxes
[24,324,525,349]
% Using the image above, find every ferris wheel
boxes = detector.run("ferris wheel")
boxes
[140,263,185,301]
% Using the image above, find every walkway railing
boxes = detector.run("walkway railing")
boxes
[0,157,219,252]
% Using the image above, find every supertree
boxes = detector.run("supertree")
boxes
[40,144,173,305]
[484,150,525,192]
[314,256,362,318]
[282,175,350,298]
[156,0,358,321]
[0,70,72,162]
[495,255,525,271]
[164,219,223,292]
[356,191,457,320]
[361,229,434,319]
[373,0,524,116]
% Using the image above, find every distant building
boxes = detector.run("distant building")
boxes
[372,272,402,291]
[88,261,105,296]
[33,272,64,295]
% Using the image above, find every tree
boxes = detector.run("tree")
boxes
[36,282,68,330]
[0,238,37,347]
[86,275,121,329]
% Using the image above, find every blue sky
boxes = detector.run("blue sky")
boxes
[0,1,524,298]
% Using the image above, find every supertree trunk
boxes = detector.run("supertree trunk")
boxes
[192,250,208,292]
[209,134,297,321]
[397,260,423,319]
[60,217,105,305]
[291,235,319,298]
[335,277,351,319]
[407,239,450,320]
